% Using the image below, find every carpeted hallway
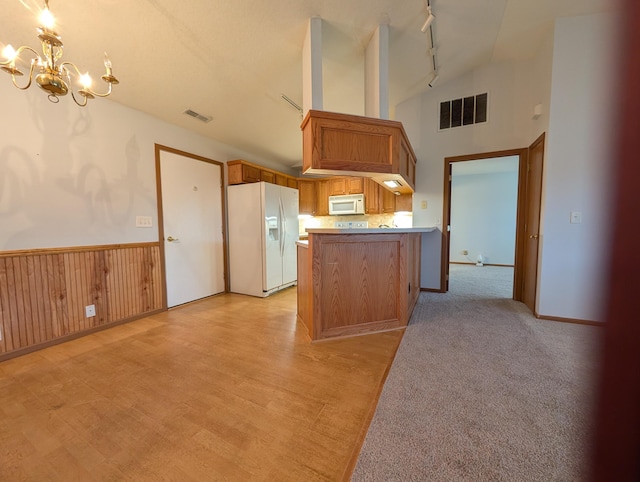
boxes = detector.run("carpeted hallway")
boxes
[352,264,601,481]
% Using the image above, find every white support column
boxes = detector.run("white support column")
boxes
[303,16,323,116]
[365,24,389,119]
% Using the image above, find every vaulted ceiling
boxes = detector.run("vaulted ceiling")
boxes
[2,0,617,167]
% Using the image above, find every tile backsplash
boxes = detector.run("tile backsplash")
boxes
[299,213,412,236]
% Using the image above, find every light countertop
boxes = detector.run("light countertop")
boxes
[305,227,437,235]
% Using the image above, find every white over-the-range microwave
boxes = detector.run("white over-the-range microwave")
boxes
[328,194,365,215]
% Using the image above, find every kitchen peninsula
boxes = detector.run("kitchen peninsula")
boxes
[297,227,435,341]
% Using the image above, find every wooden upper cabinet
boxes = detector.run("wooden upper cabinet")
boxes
[364,179,380,214]
[348,177,364,194]
[301,110,417,194]
[328,178,347,196]
[328,176,364,196]
[298,180,316,215]
[275,174,288,186]
[227,160,297,188]
[315,180,329,216]
[395,193,413,212]
[261,170,275,184]
[229,160,261,184]
[381,188,396,213]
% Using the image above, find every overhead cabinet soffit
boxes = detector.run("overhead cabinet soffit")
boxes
[301,110,417,194]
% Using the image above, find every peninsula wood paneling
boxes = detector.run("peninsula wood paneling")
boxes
[303,232,419,340]
[0,243,162,356]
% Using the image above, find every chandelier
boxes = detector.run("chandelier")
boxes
[0,0,118,106]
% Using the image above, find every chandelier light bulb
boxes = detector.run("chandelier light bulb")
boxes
[40,7,55,29]
[2,45,17,61]
[80,73,92,88]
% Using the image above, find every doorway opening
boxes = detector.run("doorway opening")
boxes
[448,156,520,297]
[442,137,544,309]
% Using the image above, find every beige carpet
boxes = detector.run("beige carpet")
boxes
[352,265,601,481]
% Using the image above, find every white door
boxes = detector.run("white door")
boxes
[159,149,225,307]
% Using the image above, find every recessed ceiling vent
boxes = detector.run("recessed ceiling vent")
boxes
[183,108,213,123]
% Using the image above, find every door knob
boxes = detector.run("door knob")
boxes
[529,234,539,239]
[166,236,179,242]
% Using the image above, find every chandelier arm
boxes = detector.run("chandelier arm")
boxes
[0,45,41,67]
[69,89,89,107]
[11,59,38,90]
[0,45,42,90]
[59,62,89,106]
[62,60,117,98]
[86,81,114,98]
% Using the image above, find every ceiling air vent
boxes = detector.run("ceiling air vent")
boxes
[183,108,213,123]
[439,92,488,131]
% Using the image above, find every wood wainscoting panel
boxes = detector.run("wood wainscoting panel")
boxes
[0,243,163,357]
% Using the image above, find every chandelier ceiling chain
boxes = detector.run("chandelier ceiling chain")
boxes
[0,0,119,106]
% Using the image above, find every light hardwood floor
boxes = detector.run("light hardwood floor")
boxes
[0,288,403,481]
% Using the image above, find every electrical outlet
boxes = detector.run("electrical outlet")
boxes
[85,304,96,318]
[421,200,427,209]
[353,221,369,228]
[462,250,468,255]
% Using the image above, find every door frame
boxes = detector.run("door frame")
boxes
[154,144,228,309]
[442,147,529,300]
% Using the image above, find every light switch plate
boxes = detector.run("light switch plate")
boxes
[570,211,582,224]
[136,216,153,228]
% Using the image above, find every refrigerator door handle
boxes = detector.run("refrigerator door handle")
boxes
[279,198,285,258]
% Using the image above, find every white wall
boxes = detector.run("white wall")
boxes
[450,164,519,265]
[396,11,617,322]
[536,13,618,321]
[397,46,553,288]
[0,81,285,251]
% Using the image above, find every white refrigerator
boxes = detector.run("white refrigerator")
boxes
[227,182,299,297]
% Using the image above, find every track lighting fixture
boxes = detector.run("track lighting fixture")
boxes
[428,72,439,88]
[421,7,435,33]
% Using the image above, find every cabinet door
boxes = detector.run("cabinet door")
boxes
[275,174,288,186]
[364,179,380,214]
[287,177,298,189]
[381,187,396,213]
[242,164,261,183]
[316,180,329,216]
[328,178,347,196]
[395,193,413,212]
[348,177,364,194]
[298,180,316,215]
[261,170,275,184]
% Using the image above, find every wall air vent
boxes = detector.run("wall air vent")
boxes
[439,92,488,130]
[183,108,213,123]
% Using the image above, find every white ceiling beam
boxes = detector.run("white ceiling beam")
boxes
[365,24,389,119]
[303,16,323,115]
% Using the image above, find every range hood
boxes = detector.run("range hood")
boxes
[300,110,417,194]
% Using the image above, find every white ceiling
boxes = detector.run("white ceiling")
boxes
[2,0,617,168]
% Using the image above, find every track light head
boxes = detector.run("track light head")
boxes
[428,72,439,88]
[421,8,435,33]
